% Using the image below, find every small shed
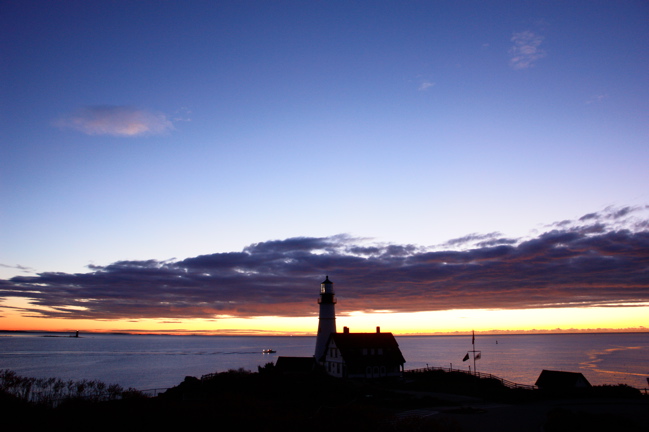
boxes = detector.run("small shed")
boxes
[321,326,405,379]
[275,356,317,375]
[535,369,592,390]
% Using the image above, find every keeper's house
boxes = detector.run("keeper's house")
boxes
[321,326,405,379]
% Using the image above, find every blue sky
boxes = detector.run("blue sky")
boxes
[1,1,648,333]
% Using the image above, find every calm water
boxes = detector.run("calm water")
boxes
[1,332,647,390]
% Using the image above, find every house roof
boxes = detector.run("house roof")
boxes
[535,369,592,389]
[327,332,406,365]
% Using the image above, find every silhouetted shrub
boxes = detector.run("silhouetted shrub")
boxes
[258,361,276,374]
[0,369,142,406]
[591,384,643,398]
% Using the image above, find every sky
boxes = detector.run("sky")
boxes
[1,1,648,335]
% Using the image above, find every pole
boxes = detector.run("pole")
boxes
[472,330,476,375]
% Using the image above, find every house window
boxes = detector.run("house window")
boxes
[378,348,383,355]
[363,348,368,355]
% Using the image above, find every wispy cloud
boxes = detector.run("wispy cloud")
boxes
[509,31,546,70]
[1,206,648,321]
[418,81,435,91]
[54,105,174,137]
[586,94,608,105]
[0,263,33,273]
[172,107,192,122]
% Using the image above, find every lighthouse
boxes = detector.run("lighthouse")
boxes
[314,276,337,361]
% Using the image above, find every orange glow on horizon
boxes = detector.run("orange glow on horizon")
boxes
[1,300,648,336]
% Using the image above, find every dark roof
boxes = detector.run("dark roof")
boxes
[321,276,332,284]
[535,369,592,389]
[328,332,406,365]
[275,356,316,374]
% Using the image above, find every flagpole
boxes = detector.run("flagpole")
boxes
[462,330,481,373]
[472,330,476,375]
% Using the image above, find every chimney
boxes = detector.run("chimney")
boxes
[343,326,349,334]
[376,326,380,333]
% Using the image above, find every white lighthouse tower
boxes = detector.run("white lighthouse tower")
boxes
[314,276,337,361]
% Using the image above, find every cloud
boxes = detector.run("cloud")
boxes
[586,94,608,105]
[0,263,33,273]
[509,31,546,70]
[442,232,518,249]
[1,206,648,321]
[418,81,435,91]
[54,105,174,137]
[172,107,192,122]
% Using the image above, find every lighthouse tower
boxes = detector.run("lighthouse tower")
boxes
[314,276,337,361]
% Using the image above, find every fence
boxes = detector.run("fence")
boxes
[138,388,169,397]
[405,366,538,390]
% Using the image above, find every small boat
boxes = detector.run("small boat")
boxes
[262,349,276,354]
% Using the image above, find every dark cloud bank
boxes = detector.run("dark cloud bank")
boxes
[1,207,648,321]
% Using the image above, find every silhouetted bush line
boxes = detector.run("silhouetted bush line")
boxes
[157,366,443,431]
[0,369,143,406]
[1,366,645,431]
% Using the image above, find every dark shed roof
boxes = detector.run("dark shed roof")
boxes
[535,369,592,389]
[275,356,316,374]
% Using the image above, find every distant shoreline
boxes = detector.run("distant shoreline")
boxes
[2,329,648,337]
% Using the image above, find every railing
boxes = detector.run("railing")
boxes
[405,366,538,390]
[201,372,218,381]
[138,388,169,397]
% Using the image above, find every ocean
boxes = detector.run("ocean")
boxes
[1,332,647,391]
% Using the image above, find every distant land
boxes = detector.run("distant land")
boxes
[1,327,647,337]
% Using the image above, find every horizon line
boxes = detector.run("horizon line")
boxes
[2,327,647,337]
